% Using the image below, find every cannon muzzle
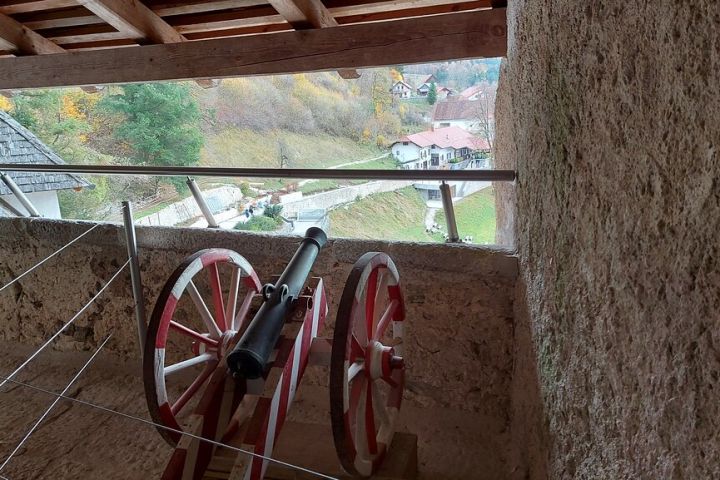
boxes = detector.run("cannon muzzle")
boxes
[227,227,327,378]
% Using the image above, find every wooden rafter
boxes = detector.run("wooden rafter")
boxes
[0,9,507,89]
[268,0,359,79]
[75,0,218,87]
[0,11,64,53]
[77,0,184,43]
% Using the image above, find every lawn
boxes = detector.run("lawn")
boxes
[201,129,382,169]
[435,187,496,244]
[329,187,435,242]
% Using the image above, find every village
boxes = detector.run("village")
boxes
[0,68,497,243]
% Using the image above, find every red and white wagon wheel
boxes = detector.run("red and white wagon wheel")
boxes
[330,252,406,477]
[143,248,261,446]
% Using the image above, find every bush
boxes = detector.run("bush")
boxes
[233,215,280,231]
[240,181,253,197]
[263,203,283,219]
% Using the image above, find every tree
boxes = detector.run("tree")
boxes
[101,83,203,194]
[427,82,438,105]
[472,85,497,151]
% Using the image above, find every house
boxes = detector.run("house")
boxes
[438,86,454,99]
[459,82,496,100]
[390,126,489,170]
[389,80,413,98]
[431,97,494,133]
[0,110,91,218]
[415,74,438,96]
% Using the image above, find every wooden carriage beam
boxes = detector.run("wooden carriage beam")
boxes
[0,9,507,90]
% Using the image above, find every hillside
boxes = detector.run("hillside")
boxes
[435,187,496,243]
[329,187,436,242]
[201,129,382,169]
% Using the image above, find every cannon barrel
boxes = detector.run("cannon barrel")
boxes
[226,227,327,379]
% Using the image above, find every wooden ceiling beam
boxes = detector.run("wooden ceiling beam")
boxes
[0,11,64,53]
[0,0,77,15]
[0,11,105,93]
[77,0,185,43]
[76,0,218,87]
[267,0,359,79]
[0,9,507,89]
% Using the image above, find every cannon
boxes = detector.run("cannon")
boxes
[143,228,408,479]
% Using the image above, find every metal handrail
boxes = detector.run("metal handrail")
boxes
[0,164,516,182]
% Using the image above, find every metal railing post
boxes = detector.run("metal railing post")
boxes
[0,172,40,217]
[186,177,219,228]
[440,181,460,243]
[122,201,148,357]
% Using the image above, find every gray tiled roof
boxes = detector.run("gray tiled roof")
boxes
[0,110,91,196]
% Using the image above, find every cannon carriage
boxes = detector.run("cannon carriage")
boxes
[142,228,411,479]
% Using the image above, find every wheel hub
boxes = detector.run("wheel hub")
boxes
[365,340,404,381]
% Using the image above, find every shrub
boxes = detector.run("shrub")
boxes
[263,203,283,219]
[233,216,279,231]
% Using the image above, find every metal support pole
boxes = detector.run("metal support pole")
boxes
[0,196,25,216]
[122,201,147,358]
[0,172,40,217]
[440,181,460,243]
[186,177,219,228]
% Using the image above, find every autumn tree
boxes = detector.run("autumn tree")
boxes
[101,83,203,194]
[472,84,497,151]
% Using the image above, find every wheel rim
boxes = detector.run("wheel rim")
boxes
[330,252,406,477]
[143,248,261,446]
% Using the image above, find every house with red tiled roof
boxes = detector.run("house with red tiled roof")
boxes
[389,126,489,170]
[431,97,494,133]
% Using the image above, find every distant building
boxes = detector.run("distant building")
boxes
[459,83,495,100]
[389,80,413,99]
[0,110,91,218]
[389,126,489,170]
[431,97,494,133]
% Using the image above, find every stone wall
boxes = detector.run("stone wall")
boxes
[497,1,720,478]
[0,217,518,479]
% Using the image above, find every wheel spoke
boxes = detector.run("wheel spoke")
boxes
[224,266,241,330]
[353,298,369,348]
[232,289,255,332]
[365,381,378,454]
[350,334,366,359]
[186,280,222,339]
[170,321,219,348]
[354,377,369,458]
[164,352,215,376]
[364,268,378,344]
[372,300,399,341]
[207,263,227,332]
[171,361,217,415]
[372,269,389,333]
[348,361,364,381]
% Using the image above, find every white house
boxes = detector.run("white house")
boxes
[431,97,494,133]
[0,110,91,218]
[389,80,413,99]
[390,126,489,170]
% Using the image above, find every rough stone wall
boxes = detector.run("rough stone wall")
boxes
[496,1,720,478]
[0,218,518,479]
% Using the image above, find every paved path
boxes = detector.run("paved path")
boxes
[297,153,390,187]
[424,207,438,229]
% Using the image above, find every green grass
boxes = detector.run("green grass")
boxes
[329,187,436,242]
[299,179,341,195]
[435,187,496,244]
[135,200,175,219]
[201,129,381,169]
[337,156,397,170]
